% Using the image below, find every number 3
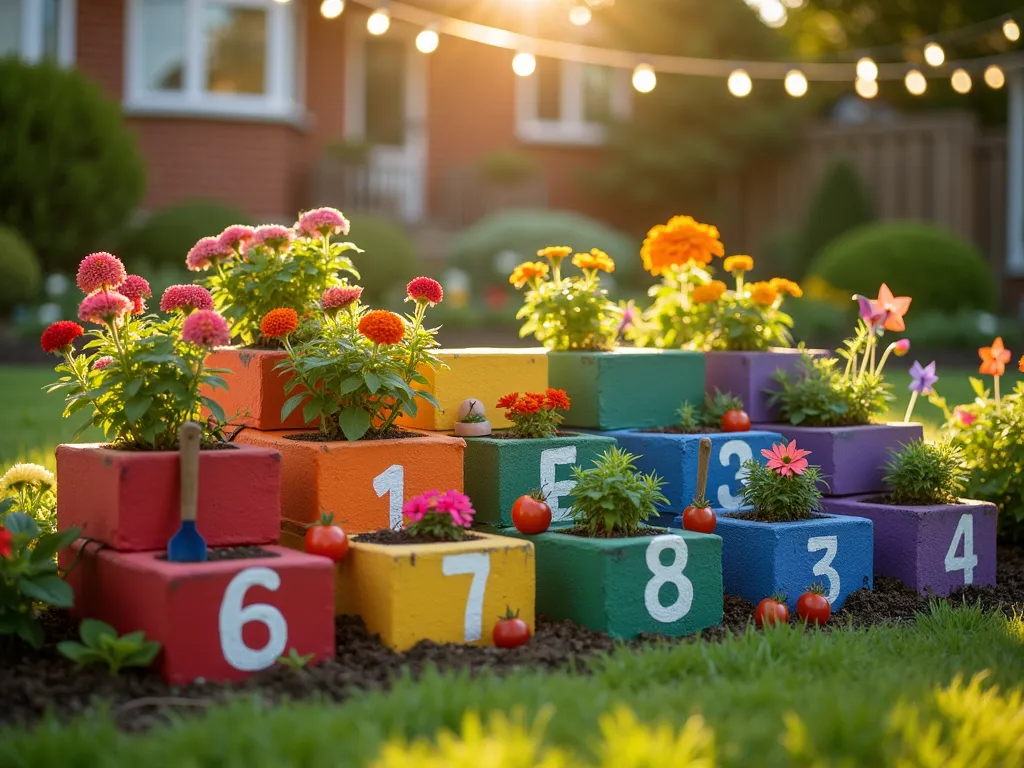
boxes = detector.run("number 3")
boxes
[808,536,840,604]
[717,440,752,509]
[644,536,694,623]
[442,553,491,642]
[219,567,288,671]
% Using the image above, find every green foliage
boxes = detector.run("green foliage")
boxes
[702,285,796,351]
[568,447,668,537]
[0,59,145,273]
[770,353,891,427]
[0,226,43,316]
[276,648,315,671]
[345,214,421,306]
[740,460,824,522]
[478,149,539,184]
[57,619,161,675]
[0,510,79,648]
[904,309,1024,351]
[676,402,705,433]
[809,222,997,314]
[883,438,967,506]
[118,199,250,270]
[703,388,744,425]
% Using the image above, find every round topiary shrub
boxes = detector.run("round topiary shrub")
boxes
[118,199,251,269]
[346,212,421,306]
[0,226,43,316]
[0,59,145,273]
[809,222,997,314]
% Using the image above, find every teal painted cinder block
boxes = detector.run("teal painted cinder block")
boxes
[504,526,723,638]
[464,432,617,527]
[547,349,705,430]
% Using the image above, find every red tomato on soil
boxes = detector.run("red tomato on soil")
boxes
[682,504,717,534]
[511,493,552,535]
[305,513,349,562]
[796,591,831,626]
[493,609,531,648]
[721,409,751,433]
[755,597,790,627]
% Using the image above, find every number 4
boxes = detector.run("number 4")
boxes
[442,553,491,642]
[945,513,978,585]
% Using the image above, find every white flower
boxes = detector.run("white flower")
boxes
[1,463,56,491]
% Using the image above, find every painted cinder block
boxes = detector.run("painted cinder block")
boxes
[824,495,998,595]
[463,432,616,527]
[202,347,316,430]
[235,428,465,531]
[56,443,281,552]
[756,422,924,496]
[395,348,549,431]
[706,508,873,611]
[593,429,784,513]
[64,541,335,685]
[704,349,829,423]
[504,527,722,639]
[547,349,705,430]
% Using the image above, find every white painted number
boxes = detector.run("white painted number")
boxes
[540,445,578,522]
[644,535,694,623]
[945,513,978,585]
[808,536,840,604]
[442,553,491,642]
[218,567,288,672]
[717,440,753,510]
[374,464,404,530]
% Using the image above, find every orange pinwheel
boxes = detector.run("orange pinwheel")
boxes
[876,284,912,332]
[979,337,1012,376]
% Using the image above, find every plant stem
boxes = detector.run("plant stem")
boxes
[903,391,919,423]
[995,374,1001,405]
[378,303,428,436]
[874,342,896,377]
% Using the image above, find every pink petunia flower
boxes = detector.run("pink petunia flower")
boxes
[78,291,132,324]
[295,207,349,239]
[954,407,976,427]
[160,284,214,314]
[760,440,811,477]
[181,310,231,349]
[77,253,127,295]
[217,225,256,252]
[402,490,441,523]
[93,356,115,371]
[186,236,233,271]
[322,285,363,312]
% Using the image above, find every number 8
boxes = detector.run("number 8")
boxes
[644,536,693,623]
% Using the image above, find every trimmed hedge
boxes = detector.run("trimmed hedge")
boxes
[0,226,43,316]
[118,199,250,269]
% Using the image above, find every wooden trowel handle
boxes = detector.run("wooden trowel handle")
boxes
[696,437,712,503]
[179,422,202,523]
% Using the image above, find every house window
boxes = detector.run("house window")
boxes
[0,0,76,65]
[516,57,629,145]
[126,0,300,121]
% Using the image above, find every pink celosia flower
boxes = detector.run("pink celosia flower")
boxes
[434,490,475,528]
[402,490,441,523]
[761,440,811,477]
[93,356,115,371]
[181,310,231,349]
[186,236,233,271]
[322,285,363,312]
[406,277,444,306]
[296,207,349,238]
[954,407,976,427]
[120,275,152,314]
[252,224,294,251]
[217,225,256,252]
[78,291,132,324]
[893,338,911,357]
[76,252,127,294]
[160,284,214,314]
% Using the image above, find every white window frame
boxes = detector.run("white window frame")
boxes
[516,59,630,146]
[6,0,77,66]
[124,0,303,122]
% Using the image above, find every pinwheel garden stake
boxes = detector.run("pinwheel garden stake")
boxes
[905,361,938,423]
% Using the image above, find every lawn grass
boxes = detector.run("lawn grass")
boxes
[1,603,1022,767]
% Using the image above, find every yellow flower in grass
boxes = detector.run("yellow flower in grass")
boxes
[692,280,727,304]
[770,278,803,298]
[1,463,55,491]
[509,261,550,289]
[724,255,754,273]
[537,246,573,261]
[572,248,615,273]
[749,281,779,306]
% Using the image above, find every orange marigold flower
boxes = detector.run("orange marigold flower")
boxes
[260,308,298,338]
[537,246,572,261]
[641,215,725,276]
[692,280,727,304]
[1019,355,1024,373]
[571,248,615,273]
[749,281,779,306]
[544,388,571,411]
[509,261,550,289]
[769,278,803,298]
[514,394,544,415]
[496,392,519,410]
[723,255,753,273]
[358,310,405,345]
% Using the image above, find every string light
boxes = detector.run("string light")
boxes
[728,69,753,97]
[367,8,390,35]
[855,77,878,99]
[985,64,1006,88]
[415,27,439,53]
[757,0,787,29]
[856,57,878,81]
[512,52,537,77]
[569,4,592,26]
[320,0,343,18]
[784,69,807,97]
[632,63,656,93]
[950,68,972,94]
[905,69,927,95]
[924,42,945,67]
[1004,19,1021,42]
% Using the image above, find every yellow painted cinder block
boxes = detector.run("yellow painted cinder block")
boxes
[395,348,549,431]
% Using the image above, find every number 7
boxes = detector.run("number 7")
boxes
[442,553,491,642]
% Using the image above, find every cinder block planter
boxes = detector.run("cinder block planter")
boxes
[56,443,281,552]
[464,432,616,527]
[395,348,549,431]
[704,349,829,423]
[710,508,873,611]
[202,347,315,431]
[505,527,722,638]
[64,542,335,685]
[596,429,784,512]
[757,423,924,496]
[548,349,704,430]
[824,496,998,595]
[234,428,464,530]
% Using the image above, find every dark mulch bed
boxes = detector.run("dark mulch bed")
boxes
[1,546,1021,732]
[154,546,279,562]
[353,530,483,545]
[284,429,421,443]
[639,426,718,434]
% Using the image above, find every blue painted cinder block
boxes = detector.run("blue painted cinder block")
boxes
[671,507,873,611]
[579,430,785,513]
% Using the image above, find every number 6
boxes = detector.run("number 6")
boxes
[219,567,288,671]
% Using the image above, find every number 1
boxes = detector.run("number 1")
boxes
[374,464,404,530]
[945,513,978,585]
[442,553,491,642]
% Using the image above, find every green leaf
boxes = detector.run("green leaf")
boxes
[338,407,371,442]
[30,527,81,565]
[124,396,153,424]
[302,400,323,425]
[202,396,227,425]
[281,393,309,421]
[80,619,118,648]
[364,373,382,394]
[4,511,39,539]
[127,641,162,668]
[16,617,45,649]
[124,378,143,398]
[340,377,363,396]
[19,574,75,607]
[56,641,91,662]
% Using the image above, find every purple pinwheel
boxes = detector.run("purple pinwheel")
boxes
[909,360,938,394]
[855,294,890,335]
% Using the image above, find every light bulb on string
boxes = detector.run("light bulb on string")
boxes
[855,77,878,99]
[415,27,439,54]
[757,0,787,28]
[1004,19,1020,42]
[984,64,1005,89]
[632,63,656,93]
[950,68,972,94]
[367,8,390,35]
[512,52,536,77]
[320,0,343,18]
[923,42,945,67]
[856,57,878,81]
[569,4,592,26]
[728,69,752,97]
[905,69,927,95]
[784,69,807,97]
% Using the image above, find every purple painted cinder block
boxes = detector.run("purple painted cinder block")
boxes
[755,423,924,496]
[824,496,998,595]
[705,349,829,423]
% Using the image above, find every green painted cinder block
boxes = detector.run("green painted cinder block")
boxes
[464,432,617,527]
[504,526,723,639]
[547,349,705,429]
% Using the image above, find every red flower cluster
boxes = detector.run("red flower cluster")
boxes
[0,526,11,559]
[40,321,84,354]
[406,276,443,306]
[497,389,571,419]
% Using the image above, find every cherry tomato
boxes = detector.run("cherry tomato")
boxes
[755,597,789,627]
[796,590,831,626]
[682,504,717,534]
[493,607,531,648]
[721,409,751,433]
[305,513,349,562]
[511,491,552,535]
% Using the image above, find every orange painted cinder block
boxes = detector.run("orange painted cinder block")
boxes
[202,347,316,431]
[234,429,465,532]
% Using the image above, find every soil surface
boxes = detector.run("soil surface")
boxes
[558,525,670,539]
[353,529,483,545]
[284,428,421,443]
[1,546,1021,733]
[639,426,718,434]
[155,546,279,562]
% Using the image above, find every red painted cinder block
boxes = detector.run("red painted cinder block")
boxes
[64,542,335,685]
[56,443,282,552]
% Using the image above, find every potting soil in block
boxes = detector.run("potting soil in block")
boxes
[504,527,722,638]
[597,429,784,513]
[395,348,549,431]
[704,349,828,423]
[824,496,997,595]
[56,443,282,552]
[463,432,616,527]
[63,541,335,685]
[202,347,315,431]
[757,423,924,496]
[235,428,465,530]
[547,349,704,430]
[708,508,873,611]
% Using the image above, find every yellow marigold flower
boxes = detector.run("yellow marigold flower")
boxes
[691,280,727,304]
[641,215,725,276]
[749,281,779,306]
[537,246,572,261]
[770,278,803,298]
[571,248,615,273]
[1,463,55,490]
[509,261,550,289]
[724,255,754,273]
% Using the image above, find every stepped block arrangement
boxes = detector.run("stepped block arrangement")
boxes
[202,348,315,431]
[703,349,828,423]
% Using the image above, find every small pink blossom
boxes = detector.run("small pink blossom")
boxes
[120,275,152,314]
[78,291,132,324]
[761,440,811,477]
[894,338,911,357]
[434,490,475,528]
[402,490,440,523]
[253,224,294,250]
[93,356,115,371]
[217,225,256,252]
[296,207,349,239]
[954,407,976,427]
[160,284,214,314]
[322,285,363,312]
[77,253,127,294]
[186,236,233,271]
[181,310,231,349]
